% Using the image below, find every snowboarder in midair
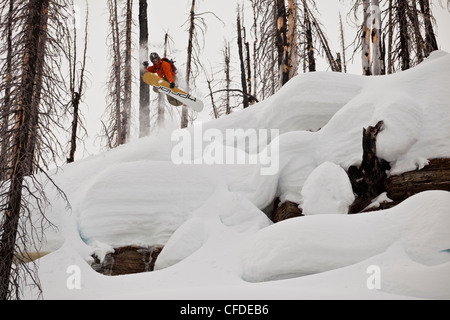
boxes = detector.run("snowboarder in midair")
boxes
[143,52,176,89]
[143,52,183,107]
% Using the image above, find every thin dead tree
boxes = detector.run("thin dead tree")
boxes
[419,0,438,54]
[361,0,372,75]
[310,15,341,72]
[0,0,14,179]
[204,67,219,119]
[103,0,123,148]
[123,0,133,141]
[398,0,411,70]
[224,42,232,114]
[250,0,260,101]
[103,0,134,148]
[251,0,279,99]
[67,0,89,163]
[139,0,150,137]
[339,12,348,73]
[287,0,299,78]
[237,7,249,109]
[181,0,223,127]
[302,0,316,72]
[275,0,290,85]
[0,0,72,300]
[387,0,394,74]
[302,0,341,72]
[351,0,443,75]
[242,16,254,105]
[370,0,384,75]
[181,0,197,129]
[207,39,259,117]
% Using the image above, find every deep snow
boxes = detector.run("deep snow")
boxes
[21,51,450,300]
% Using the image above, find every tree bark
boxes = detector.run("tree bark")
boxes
[339,12,347,73]
[371,0,384,75]
[287,0,298,78]
[237,10,249,109]
[244,32,253,105]
[109,0,123,147]
[181,0,196,129]
[361,0,372,75]
[122,0,133,142]
[68,3,88,163]
[0,0,14,179]
[139,0,150,137]
[0,0,50,300]
[387,0,394,74]
[406,2,426,64]
[303,0,316,72]
[224,43,232,114]
[419,0,438,55]
[398,0,410,71]
[67,92,80,163]
[275,0,289,85]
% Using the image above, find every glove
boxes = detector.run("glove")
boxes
[143,61,149,68]
[170,82,175,89]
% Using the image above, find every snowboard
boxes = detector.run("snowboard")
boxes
[143,72,204,112]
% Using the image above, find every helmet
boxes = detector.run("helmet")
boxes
[150,52,160,64]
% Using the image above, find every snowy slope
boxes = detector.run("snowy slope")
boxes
[22,51,450,300]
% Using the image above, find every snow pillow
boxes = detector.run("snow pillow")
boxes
[301,161,355,215]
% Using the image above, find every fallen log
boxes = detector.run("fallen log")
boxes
[385,158,450,202]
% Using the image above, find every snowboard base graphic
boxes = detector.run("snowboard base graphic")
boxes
[143,72,204,112]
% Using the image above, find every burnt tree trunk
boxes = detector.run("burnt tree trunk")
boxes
[181,0,196,129]
[224,43,232,114]
[287,0,298,78]
[303,0,315,72]
[371,0,384,75]
[361,0,372,75]
[0,0,14,179]
[387,0,394,74]
[139,0,150,137]
[419,0,438,55]
[67,92,80,163]
[275,0,289,85]
[348,120,390,213]
[68,5,88,164]
[237,10,249,109]
[122,0,133,142]
[0,0,50,300]
[398,0,410,71]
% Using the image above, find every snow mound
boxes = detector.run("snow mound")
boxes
[279,50,450,202]
[78,161,223,248]
[155,190,272,270]
[301,161,355,215]
[240,191,450,283]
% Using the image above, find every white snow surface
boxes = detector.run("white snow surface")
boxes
[301,161,355,215]
[22,51,450,300]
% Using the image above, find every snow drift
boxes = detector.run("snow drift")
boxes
[241,191,450,283]
[22,51,450,300]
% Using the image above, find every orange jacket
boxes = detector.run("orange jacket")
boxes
[146,58,175,84]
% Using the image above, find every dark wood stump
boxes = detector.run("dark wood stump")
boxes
[92,245,163,276]
[272,199,304,223]
[348,121,391,213]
